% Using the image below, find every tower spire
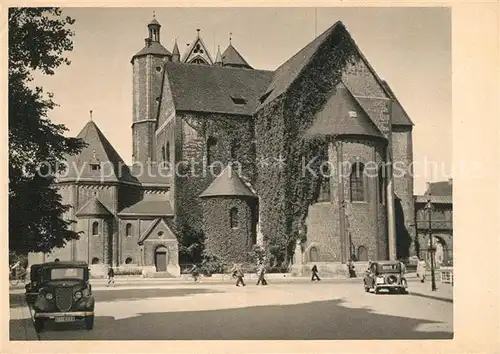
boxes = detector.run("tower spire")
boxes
[89,110,93,121]
[215,45,222,66]
[229,32,232,45]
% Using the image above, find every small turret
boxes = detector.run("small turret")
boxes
[172,40,180,62]
[214,46,222,66]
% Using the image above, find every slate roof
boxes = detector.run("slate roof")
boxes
[257,21,343,109]
[305,83,385,140]
[76,197,113,217]
[163,61,273,115]
[58,121,138,184]
[381,81,414,126]
[221,44,252,69]
[131,41,172,63]
[415,195,453,204]
[200,164,257,198]
[118,200,174,216]
[129,163,171,185]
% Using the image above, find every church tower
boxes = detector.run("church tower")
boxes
[131,15,172,164]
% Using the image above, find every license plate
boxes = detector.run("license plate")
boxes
[55,316,75,323]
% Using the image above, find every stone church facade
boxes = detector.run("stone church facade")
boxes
[29,17,416,276]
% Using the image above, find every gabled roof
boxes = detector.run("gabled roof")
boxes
[131,41,172,63]
[137,217,176,244]
[381,81,414,127]
[200,164,257,198]
[221,44,252,69]
[118,200,174,216]
[305,83,385,140]
[257,21,343,108]
[57,121,138,184]
[76,197,113,218]
[163,61,273,115]
[181,35,213,64]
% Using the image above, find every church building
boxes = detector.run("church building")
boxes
[29,16,416,276]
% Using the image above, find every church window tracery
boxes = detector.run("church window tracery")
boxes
[350,162,365,202]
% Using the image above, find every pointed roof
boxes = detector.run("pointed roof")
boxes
[57,120,138,184]
[76,197,113,218]
[214,46,222,65]
[132,41,172,63]
[200,164,257,198]
[221,44,252,69]
[305,83,385,140]
[148,18,160,27]
[172,40,180,56]
[257,21,343,108]
[181,34,213,64]
[137,218,176,244]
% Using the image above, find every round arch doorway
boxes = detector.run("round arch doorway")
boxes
[154,245,169,272]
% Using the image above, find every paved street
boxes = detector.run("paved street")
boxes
[9,278,452,340]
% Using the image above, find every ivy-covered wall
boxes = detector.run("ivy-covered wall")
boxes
[173,111,256,260]
[202,196,256,264]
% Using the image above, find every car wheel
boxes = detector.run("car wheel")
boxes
[374,287,380,294]
[34,318,44,333]
[84,315,94,330]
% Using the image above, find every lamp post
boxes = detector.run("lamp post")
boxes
[424,198,437,291]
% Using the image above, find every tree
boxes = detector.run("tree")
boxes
[9,8,86,255]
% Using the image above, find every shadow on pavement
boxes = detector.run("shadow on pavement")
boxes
[9,288,220,309]
[409,292,453,303]
[14,298,453,340]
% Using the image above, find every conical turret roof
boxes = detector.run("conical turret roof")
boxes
[221,44,252,69]
[200,164,256,198]
[76,197,113,218]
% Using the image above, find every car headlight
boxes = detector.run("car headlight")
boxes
[45,293,53,300]
[74,291,82,299]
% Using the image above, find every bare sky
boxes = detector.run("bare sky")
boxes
[34,7,451,194]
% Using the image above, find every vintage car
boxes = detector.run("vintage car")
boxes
[363,261,408,294]
[32,261,94,332]
[25,264,43,305]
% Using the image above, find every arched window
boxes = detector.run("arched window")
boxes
[317,164,331,202]
[309,247,319,262]
[92,221,99,236]
[230,207,239,229]
[125,257,133,264]
[166,141,170,163]
[161,145,166,163]
[126,223,132,237]
[91,257,100,265]
[206,136,217,166]
[230,138,239,161]
[378,166,385,204]
[54,258,60,262]
[357,246,368,261]
[350,162,365,202]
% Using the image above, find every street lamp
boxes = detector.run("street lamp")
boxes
[424,198,437,291]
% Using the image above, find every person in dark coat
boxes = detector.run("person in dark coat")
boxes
[107,267,115,287]
[190,265,200,282]
[311,264,321,281]
[256,262,267,286]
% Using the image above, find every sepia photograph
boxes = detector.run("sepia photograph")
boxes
[7,5,457,343]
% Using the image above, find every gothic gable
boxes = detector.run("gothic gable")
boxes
[137,217,176,245]
[182,36,213,65]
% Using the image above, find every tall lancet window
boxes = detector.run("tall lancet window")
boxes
[92,221,99,236]
[206,136,217,166]
[350,162,365,202]
[378,166,385,205]
[230,207,239,229]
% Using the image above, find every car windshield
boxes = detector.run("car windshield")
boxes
[49,267,84,280]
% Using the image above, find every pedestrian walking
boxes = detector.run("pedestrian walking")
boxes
[190,264,200,282]
[231,263,245,287]
[256,262,267,286]
[106,266,115,287]
[311,264,321,281]
[348,259,357,278]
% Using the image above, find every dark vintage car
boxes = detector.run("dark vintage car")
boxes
[363,261,408,294]
[25,264,43,305]
[32,261,94,332]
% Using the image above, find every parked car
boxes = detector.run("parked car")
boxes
[363,261,408,294]
[32,261,94,332]
[25,264,43,305]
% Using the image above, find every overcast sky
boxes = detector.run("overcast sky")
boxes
[33,7,451,194]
